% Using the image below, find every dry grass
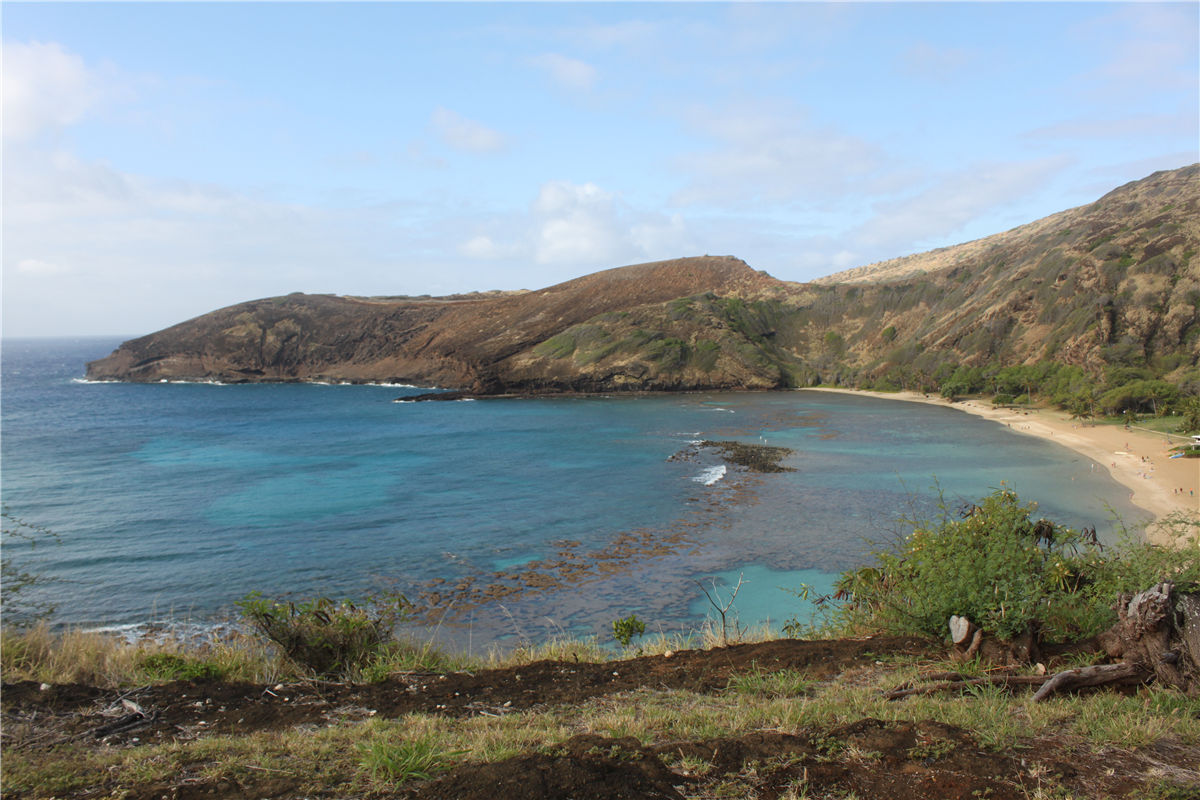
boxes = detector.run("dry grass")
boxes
[0,622,286,687]
[4,626,1199,798]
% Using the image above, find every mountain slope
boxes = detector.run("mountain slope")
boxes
[85,255,781,390]
[86,165,1200,393]
[789,165,1200,383]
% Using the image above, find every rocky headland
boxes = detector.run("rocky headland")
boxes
[87,165,1200,396]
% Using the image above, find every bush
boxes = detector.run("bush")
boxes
[138,652,225,682]
[832,489,1199,642]
[236,592,409,678]
[612,614,646,647]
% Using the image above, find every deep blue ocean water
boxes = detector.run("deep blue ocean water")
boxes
[2,338,1148,649]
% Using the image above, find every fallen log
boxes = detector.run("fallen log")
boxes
[1030,663,1143,702]
[884,674,1048,701]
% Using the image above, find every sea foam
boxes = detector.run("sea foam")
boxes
[694,464,727,485]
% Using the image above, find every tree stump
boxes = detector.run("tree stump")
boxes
[1033,582,1198,701]
[948,615,982,662]
[1096,581,1199,695]
[948,615,1040,665]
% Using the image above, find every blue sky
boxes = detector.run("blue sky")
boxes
[4,2,1197,337]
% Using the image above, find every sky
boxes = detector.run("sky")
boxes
[3,2,1198,338]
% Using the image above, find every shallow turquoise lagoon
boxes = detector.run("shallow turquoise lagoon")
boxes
[2,338,1148,648]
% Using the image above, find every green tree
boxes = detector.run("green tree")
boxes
[1067,389,1097,423]
[1098,379,1180,416]
[1179,396,1200,434]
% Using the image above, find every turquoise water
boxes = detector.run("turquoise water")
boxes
[689,565,841,636]
[1,338,1149,648]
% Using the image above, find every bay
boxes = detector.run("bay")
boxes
[1,337,1148,650]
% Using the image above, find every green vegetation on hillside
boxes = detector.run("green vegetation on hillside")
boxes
[831,488,1200,642]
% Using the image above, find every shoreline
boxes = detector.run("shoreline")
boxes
[802,388,1198,541]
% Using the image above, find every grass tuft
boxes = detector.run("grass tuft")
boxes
[356,733,465,784]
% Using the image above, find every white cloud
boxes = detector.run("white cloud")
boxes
[15,258,67,276]
[454,181,698,273]
[2,40,108,142]
[630,213,691,257]
[2,148,405,336]
[672,104,883,207]
[530,53,597,91]
[1072,5,1199,96]
[569,20,662,50]
[531,181,622,265]
[850,157,1072,252]
[430,107,507,154]
[457,234,521,261]
[1025,111,1197,142]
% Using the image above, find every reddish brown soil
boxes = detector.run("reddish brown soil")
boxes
[4,636,1198,799]
[3,638,930,743]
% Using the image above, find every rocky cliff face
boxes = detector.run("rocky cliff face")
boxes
[86,165,1200,393]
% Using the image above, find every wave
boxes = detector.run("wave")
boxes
[83,620,244,645]
[76,377,428,389]
[693,464,727,485]
[313,380,432,388]
[73,377,232,386]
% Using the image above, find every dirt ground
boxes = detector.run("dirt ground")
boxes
[4,636,1199,799]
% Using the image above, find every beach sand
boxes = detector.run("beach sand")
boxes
[804,389,1198,542]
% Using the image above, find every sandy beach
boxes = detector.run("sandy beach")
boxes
[804,388,1198,541]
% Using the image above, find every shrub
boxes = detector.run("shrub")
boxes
[612,614,646,647]
[838,490,1089,640]
[137,652,225,682]
[236,592,409,678]
[834,490,1200,643]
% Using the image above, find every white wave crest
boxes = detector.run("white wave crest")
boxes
[693,465,727,485]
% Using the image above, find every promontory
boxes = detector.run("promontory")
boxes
[86,165,1200,395]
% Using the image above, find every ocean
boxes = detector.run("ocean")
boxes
[1,337,1148,650]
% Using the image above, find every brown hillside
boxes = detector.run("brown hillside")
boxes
[86,166,1200,393]
[85,256,780,389]
[815,166,1199,286]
